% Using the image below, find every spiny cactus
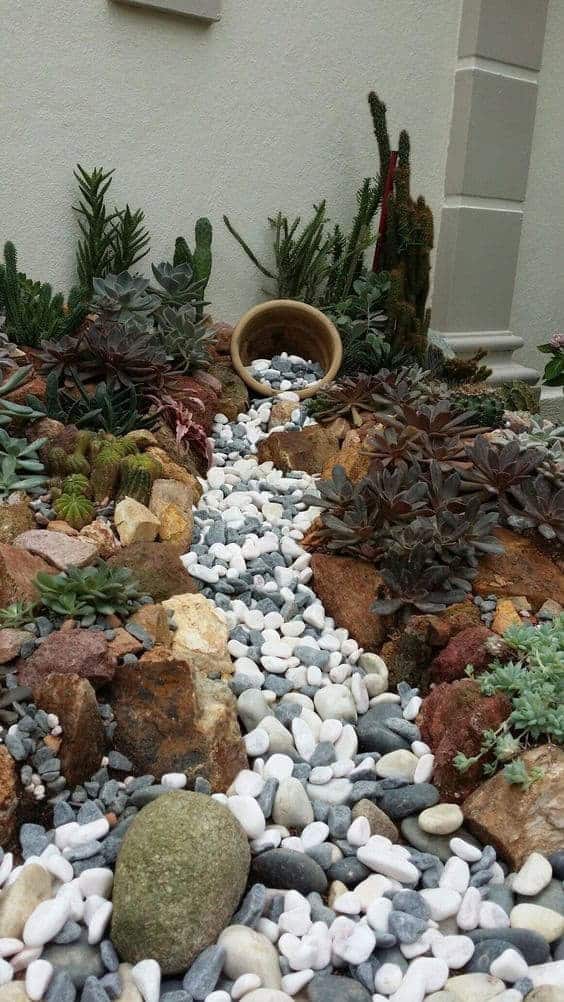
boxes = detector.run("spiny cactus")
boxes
[62,473,92,498]
[173,217,213,318]
[118,452,162,506]
[368,93,433,358]
[53,492,95,529]
[90,438,137,502]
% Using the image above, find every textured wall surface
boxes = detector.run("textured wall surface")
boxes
[0,0,461,324]
[510,0,564,374]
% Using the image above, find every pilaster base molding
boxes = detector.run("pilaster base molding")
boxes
[435,329,539,385]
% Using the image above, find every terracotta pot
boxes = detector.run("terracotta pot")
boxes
[231,299,342,400]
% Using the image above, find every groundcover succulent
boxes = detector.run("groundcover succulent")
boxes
[35,562,143,626]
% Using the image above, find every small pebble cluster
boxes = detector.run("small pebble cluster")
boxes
[0,393,562,1002]
[248,354,324,392]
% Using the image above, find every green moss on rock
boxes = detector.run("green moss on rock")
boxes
[111,791,250,974]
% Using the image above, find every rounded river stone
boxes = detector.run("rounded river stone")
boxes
[251,848,327,894]
[111,791,250,974]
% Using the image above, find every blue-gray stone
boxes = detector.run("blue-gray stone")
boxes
[100,939,119,973]
[327,858,370,887]
[20,822,49,858]
[470,868,494,888]
[73,855,106,875]
[307,973,372,1002]
[107,751,133,772]
[327,805,352,839]
[472,845,496,871]
[251,849,327,894]
[80,978,110,1002]
[98,973,122,1000]
[388,910,428,944]
[294,645,329,668]
[183,944,225,1000]
[386,718,420,742]
[514,977,534,997]
[379,784,440,820]
[392,890,430,920]
[292,763,311,783]
[162,993,193,1002]
[349,961,377,993]
[66,841,102,862]
[486,884,514,913]
[548,849,564,880]
[232,884,266,928]
[266,894,285,922]
[527,878,564,915]
[46,971,77,1002]
[194,776,212,795]
[256,777,278,817]
[77,801,104,824]
[310,742,336,767]
[312,800,329,822]
[263,674,293,695]
[307,844,333,870]
[308,891,336,925]
[464,938,526,974]
[54,920,82,944]
[468,928,550,965]
[274,703,301,726]
[129,785,167,807]
[43,937,105,987]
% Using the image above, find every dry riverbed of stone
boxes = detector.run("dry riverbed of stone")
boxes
[0,391,562,1002]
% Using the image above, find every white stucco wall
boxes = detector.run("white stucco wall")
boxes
[510,0,564,376]
[0,0,461,324]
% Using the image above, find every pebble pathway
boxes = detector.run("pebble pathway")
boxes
[0,392,562,1002]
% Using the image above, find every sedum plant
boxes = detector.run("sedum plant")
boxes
[0,601,37,629]
[36,562,142,626]
[454,615,564,787]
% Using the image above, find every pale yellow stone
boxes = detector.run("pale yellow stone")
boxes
[114,497,160,546]
[376,749,418,782]
[158,503,193,549]
[116,963,143,1002]
[328,880,348,907]
[162,592,233,677]
[492,598,522,635]
[149,478,194,518]
[510,903,564,942]
[445,973,506,1001]
[0,864,52,939]
[418,803,464,836]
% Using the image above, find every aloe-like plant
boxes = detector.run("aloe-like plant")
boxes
[36,562,142,626]
[0,601,37,629]
[0,366,46,427]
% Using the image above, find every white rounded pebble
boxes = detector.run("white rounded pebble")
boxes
[23,895,70,947]
[278,909,312,937]
[375,962,403,993]
[232,972,262,998]
[44,853,74,883]
[450,837,482,863]
[332,921,375,964]
[204,994,230,1002]
[228,796,266,838]
[366,897,393,931]
[273,778,314,830]
[78,867,113,899]
[0,939,22,958]
[87,898,113,944]
[306,778,352,805]
[347,816,371,847]
[376,750,418,782]
[291,718,316,761]
[510,903,564,942]
[490,947,529,982]
[0,960,12,987]
[25,958,53,1000]
[334,724,358,761]
[319,719,342,744]
[132,958,161,1002]
[234,770,265,798]
[413,753,435,783]
[314,685,357,722]
[301,822,329,850]
[439,856,470,894]
[419,804,464,836]
[245,728,270,757]
[357,842,419,884]
[256,918,279,943]
[420,889,462,921]
[263,753,294,782]
[457,886,482,931]
[333,892,361,915]
[510,851,553,896]
[161,773,188,790]
[404,695,422,719]
[431,934,475,969]
[479,901,511,929]
[281,969,314,994]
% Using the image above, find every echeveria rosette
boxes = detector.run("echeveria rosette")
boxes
[539,331,564,387]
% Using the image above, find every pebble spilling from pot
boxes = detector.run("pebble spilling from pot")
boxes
[249,353,324,391]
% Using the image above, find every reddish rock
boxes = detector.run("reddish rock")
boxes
[208,321,234,360]
[165,375,219,433]
[0,747,20,850]
[107,628,144,660]
[18,629,115,689]
[430,625,497,684]
[5,374,45,405]
[33,674,105,788]
[0,629,29,665]
[418,679,511,802]
[473,527,564,608]
[107,542,199,603]
[463,745,564,868]
[213,363,249,422]
[0,495,35,544]
[321,442,372,483]
[310,553,389,650]
[13,529,98,570]
[110,647,247,791]
[0,543,55,607]
[258,425,339,476]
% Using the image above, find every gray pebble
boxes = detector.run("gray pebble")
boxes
[183,944,225,999]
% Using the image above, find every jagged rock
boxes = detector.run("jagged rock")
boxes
[321,441,372,483]
[0,629,29,665]
[258,425,339,475]
[0,543,55,607]
[213,363,249,421]
[146,447,203,500]
[473,527,564,608]
[430,625,497,684]
[128,603,172,647]
[162,592,233,677]
[79,519,120,559]
[0,494,35,544]
[12,529,98,570]
[149,478,193,518]
[107,541,199,602]
[158,503,193,549]
[0,748,20,851]
[111,791,250,973]
[463,745,564,868]
[33,674,105,788]
[19,628,114,689]
[110,647,247,789]
[418,679,511,802]
[310,554,388,650]
[114,498,160,546]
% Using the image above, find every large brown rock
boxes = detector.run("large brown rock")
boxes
[0,629,29,666]
[430,625,497,684]
[213,363,249,422]
[110,647,247,790]
[418,679,511,802]
[12,529,98,570]
[473,527,564,609]
[107,542,199,603]
[0,747,20,851]
[310,554,388,650]
[258,425,339,475]
[0,495,35,544]
[33,674,105,788]
[18,629,115,689]
[0,543,55,607]
[321,442,372,483]
[463,745,564,868]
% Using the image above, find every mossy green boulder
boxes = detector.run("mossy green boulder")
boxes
[111,791,250,974]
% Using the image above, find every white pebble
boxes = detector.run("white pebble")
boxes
[510,852,552,897]
[347,817,371,847]
[231,972,262,998]
[413,754,435,784]
[132,958,161,1002]
[479,901,511,929]
[450,837,482,863]
[281,968,314,994]
[87,898,113,944]
[227,796,266,838]
[490,947,529,982]
[161,773,188,790]
[245,728,270,757]
[23,896,69,947]
[374,962,403,994]
[25,959,53,1001]
[457,886,482,931]
[78,868,113,899]
[301,822,329,850]
[439,856,470,895]
[431,933,475,969]
[234,770,265,798]
[0,960,12,987]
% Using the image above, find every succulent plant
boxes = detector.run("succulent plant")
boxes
[464,437,545,495]
[53,492,95,529]
[0,331,22,374]
[505,474,564,543]
[306,375,383,425]
[0,601,37,629]
[90,437,138,501]
[149,392,211,467]
[173,217,213,318]
[0,366,45,428]
[373,546,466,616]
[118,452,162,505]
[156,306,217,374]
[91,272,159,332]
[62,473,92,498]
[35,562,142,626]
[151,262,205,312]
[0,430,48,498]
[0,455,47,498]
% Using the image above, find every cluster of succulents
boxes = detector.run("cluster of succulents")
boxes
[35,562,143,626]
[0,428,48,498]
[305,369,564,615]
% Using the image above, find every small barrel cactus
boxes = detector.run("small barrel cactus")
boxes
[63,473,92,497]
[53,492,95,530]
[118,453,163,506]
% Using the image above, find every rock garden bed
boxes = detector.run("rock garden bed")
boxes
[0,92,561,1002]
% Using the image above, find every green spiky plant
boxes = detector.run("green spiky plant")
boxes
[368,92,434,358]
[0,242,87,347]
[118,452,163,505]
[35,562,143,626]
[53,492,95,529]
[173,217,213,319]
[73,165,150,296]
[0,601,37,629]
[1,366,45,427]
[90,437,138,502]
[0,428,48,498]
[156,306,217,373]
